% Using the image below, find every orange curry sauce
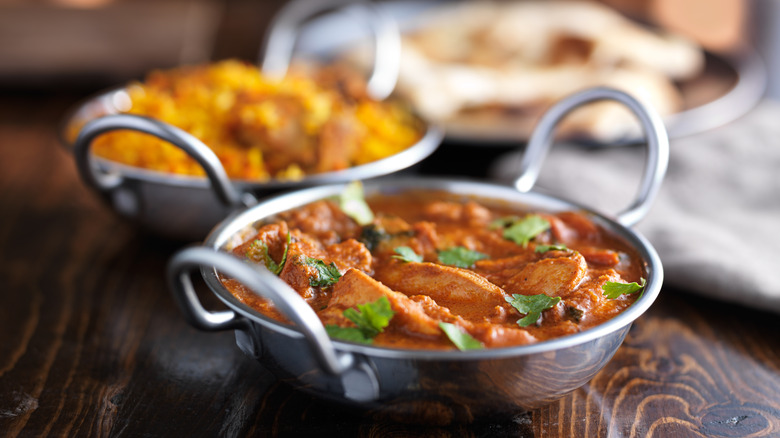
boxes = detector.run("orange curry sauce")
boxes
[221,191,644,350]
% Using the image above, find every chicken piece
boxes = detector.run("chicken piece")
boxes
[505,252,587,298]
[232,222,290,263]
[473,252,538,277]
[435,225,525,259]
[370,219,440,262]
[317,116,359,172]
[422,201,492,227]
[325,239,372,274]
[411,295,536,347]
[374,261,509,322]
[409,294,468,325]
[410,221,440,260]
[359,214,414,252]
[565,270,627,327]
[470,324,537,348]
[231,94,312,173]
[231,224,328,308]
[320,269,441,337]
[473,249,579,289]
[549,211,601,245]
[278,200,361,245]
[578,246,620,267]
[278,243,328,301]
[277,233,373,300]
[373,214,413,234]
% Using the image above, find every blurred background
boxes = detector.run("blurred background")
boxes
[0,0,777,98]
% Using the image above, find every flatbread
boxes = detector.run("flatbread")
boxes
[374,1,706,142]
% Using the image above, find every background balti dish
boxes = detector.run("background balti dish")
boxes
[83,59,424,182]
[63,1,443,240]
[351,0,705,142]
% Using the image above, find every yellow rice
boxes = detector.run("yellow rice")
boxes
[89,59,424,181]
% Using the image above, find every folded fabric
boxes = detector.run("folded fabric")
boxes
[491,99,780,313]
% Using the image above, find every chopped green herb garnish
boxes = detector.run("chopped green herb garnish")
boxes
[502,215,550,248]
[535,243,567,253]
[392,246,423,263]
[602,278,646,299]
[438,246,488,268]
[489,215,521,230]
[302,257,342,287]
[344,296,394,338]
[247,232,291,275]
[566,305,584,323]
[246,240,266,261]
[325,296,395,344]
[359,224,390,251]
[439,322,483,351]
[505,294,561,327]
[325,325,372,344]
[338,181,374,225]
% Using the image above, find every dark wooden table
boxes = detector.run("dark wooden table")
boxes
[1,89,779,437]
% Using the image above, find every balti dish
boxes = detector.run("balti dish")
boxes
[222,184,647,350]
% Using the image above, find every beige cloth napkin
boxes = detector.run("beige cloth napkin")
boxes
[491,99,780,313]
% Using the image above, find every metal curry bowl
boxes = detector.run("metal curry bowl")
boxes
[62,0,442,241]
[167,88,667,423]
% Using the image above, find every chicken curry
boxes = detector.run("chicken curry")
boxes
[221,184,646,350]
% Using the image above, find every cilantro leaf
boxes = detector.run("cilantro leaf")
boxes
[325,325,372,344]
[246,232,291,275]
[359,224,390,251]
[566,305,584,323]
[439,322,483,351]
[602,278,646,299]
[505,294,561,327]
[489,215,521,230]
[392,246,423,263]
[325,296,395,344]
[438,246,488,268]
[535,243,567,253]
[502,215,550,248]
[246,240,268,262]
[344,296,394,338]
[302,257,342,287]
[338,181,374,226]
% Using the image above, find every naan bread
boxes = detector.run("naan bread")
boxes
[365,1,706,142]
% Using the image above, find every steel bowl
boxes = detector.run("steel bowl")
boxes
[61,0,442,241]
[167,87,668,423]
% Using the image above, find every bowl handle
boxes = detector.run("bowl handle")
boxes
[167,247,357,377]
[260,0,401,101]
[72,114,256,215]
[513,87,670,228]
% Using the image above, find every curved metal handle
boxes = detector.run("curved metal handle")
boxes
[167,249,246,333]
[72,114,255,209]
[167,247,355,376]
[260,0,401,100]
[514,87,669,227]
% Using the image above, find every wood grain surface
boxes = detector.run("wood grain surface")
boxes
[1,90,779,437]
